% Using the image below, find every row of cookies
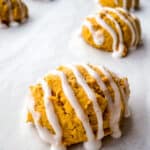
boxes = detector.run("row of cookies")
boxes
[25,0,141,150]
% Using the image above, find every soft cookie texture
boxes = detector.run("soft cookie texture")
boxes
[0,0,28,26]
[26,64,130,150]
[98,0,140,10]
[81,7,141,58]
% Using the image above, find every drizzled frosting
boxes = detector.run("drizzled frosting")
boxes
[82,7,140,58]
[28,79,66,150]
[83,19,104,46]
[98,66,122,138]
[27,64,130,150]
[67,65,104,140]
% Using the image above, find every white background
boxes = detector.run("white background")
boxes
[0,0,149,149]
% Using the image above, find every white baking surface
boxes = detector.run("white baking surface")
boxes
[0,0,150,149]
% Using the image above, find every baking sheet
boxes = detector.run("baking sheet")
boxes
[0,0,150,149]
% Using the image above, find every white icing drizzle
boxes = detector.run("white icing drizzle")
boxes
[95,13,119,56]
[82,64,130,138]
[50,70,101,150]
[40,80,65,149]
[66,65,104,140]
[103,9,125,57]
[130,17,139,46]
[81,64,108,93]
[83,19,104,46]
[119,78,130,117]
[97,66,122,138]
[27,95,58,145]
[108,71,130,118]
[81,64,116,133]
[104,7,136,48]
[27,80,66,150]
[117,8,140,46]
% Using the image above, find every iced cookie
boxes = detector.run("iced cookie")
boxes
[26,64,130,150]
[0,0,28,26]
[81,7,141,58]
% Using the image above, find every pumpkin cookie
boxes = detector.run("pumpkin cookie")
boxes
[0,0,28,26]
[81,8,141,58]
[26,64,130,150]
